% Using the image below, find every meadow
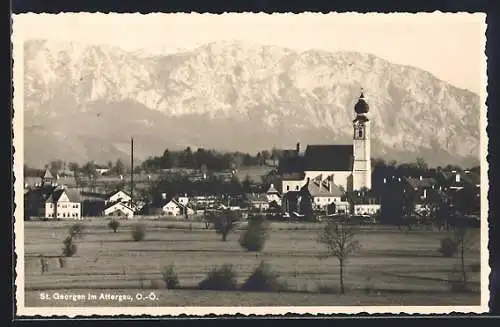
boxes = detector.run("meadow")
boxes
[23,219,481,307]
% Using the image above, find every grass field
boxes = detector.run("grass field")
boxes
[23,219,481,307]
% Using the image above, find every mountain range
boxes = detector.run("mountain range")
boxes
[22,39,481,169]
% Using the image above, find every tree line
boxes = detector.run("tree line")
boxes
[140,147,285,172]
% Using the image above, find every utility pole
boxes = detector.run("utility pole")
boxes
[131,137,134,204]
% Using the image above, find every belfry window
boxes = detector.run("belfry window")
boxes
[358,128,363,138]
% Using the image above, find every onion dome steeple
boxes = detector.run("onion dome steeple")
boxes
[354,88,369,115]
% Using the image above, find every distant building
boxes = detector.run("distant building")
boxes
[161,198,195,217]
[104,201,135,218]
[266,183,282,206]
[278,90,372,195]
[25,168,82,220]
[306,175,344,211]
[246,193,270,212]
[96,168,111,175]
[106,190,132,205]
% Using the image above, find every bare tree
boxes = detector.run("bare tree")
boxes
[317,221,361,294]
[211,210,239,241]
[454,226,479,289]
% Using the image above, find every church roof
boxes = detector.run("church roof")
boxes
[278,155,305,174]
[304,145,354,171]
[354,91,369,114]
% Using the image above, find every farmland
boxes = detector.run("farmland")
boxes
[23,219,481,307]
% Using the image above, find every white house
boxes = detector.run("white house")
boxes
[353,204,381,216]
[104,201,135,218]
[305,175,345,213]
[161,199,195,217]
[177,195,190,206]
[279,90,372,194]
[106,190,132,205]
[44,186,82,219]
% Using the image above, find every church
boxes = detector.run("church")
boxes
[278,89,372,197]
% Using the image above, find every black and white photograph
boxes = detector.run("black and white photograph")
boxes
[12,12,489,316]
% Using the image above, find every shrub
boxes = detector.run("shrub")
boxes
[62,236,77,257]
[161,265,180,289]
[239,216,269,252]
[438,236,457,257]
[211,211,239,241]
[131,224,146,242]
[108,219,120,233]
[69,223,85,239]
[241,261,288,292]
[198,264,238,290]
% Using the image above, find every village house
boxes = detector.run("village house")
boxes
[43,185,82,219]
[106,190,132,205]
[159,194,195,217]
[246,193,270,212]
[25,168,83,220]
[104,201,135,218]
[266,183,282,206]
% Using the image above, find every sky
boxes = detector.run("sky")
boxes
[14,12,486,94]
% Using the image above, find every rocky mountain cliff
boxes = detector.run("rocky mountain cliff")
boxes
[22,39,481,168]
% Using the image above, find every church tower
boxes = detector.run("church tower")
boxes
[352,89,372,190]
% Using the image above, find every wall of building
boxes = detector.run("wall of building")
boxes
[313,196,342,208]
[104,203,134,218]
[266,193,281,205]
[282,179,307,194]
[45,201,81,219]
[353,204,380,215]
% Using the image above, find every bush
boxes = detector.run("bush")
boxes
[211,211,239,241]
[131,224,146,242]
[198,264,238,290]
[241,261,288,292]
[239,216,269,252]
[62,236,77,257]
[108,219,120,233]
[161,265,180,289]
[69,223,85,239]
[438,236,457,257]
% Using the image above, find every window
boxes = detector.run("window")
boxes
[358,128,363,138]
[295,186,299,190]
[286,186,290,191]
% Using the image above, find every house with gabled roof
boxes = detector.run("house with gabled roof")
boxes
[44,186,82,219]
[161,198,195,217]
[278,91,372,195]
[104,201,135,218]
[106,190,132,205]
